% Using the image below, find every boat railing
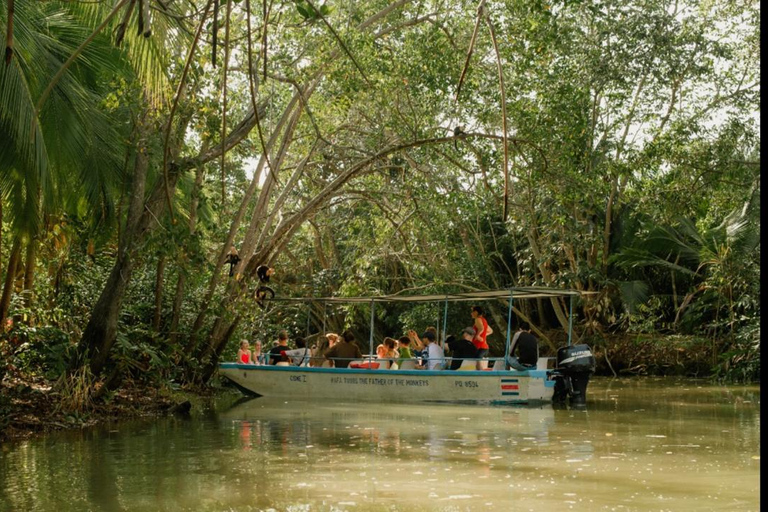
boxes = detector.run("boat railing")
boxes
[286,354,518,371]
[234,355,554,371]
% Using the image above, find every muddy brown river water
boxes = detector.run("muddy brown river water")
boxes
[0,376,760,511]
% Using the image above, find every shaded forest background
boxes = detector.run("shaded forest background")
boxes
[0,0,760,419]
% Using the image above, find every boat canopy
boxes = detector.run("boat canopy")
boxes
[269,286,586,304]
[265,287,592,354]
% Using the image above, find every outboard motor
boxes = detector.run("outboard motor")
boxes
[553,344,596,407]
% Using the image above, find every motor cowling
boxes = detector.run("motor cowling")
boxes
[553,344,596,407]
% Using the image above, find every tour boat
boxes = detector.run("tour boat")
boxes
[219,360,556,405]
[218,287,596,405]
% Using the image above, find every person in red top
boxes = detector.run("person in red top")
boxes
[470,306,492,369]
[237,339,252,364]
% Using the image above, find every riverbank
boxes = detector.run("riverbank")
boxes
[0,373,204,443]
[535,331,754,379]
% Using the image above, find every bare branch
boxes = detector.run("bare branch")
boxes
[303,0,371,85]
[455,0,485,102]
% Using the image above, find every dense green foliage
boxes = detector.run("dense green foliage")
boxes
[0,0,759,407]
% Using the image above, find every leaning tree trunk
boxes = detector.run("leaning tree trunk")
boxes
[0,236,22,328]
[188,2,422,379]
[197,315,240,384]
[0,197,3,280]
[22,235,36,312]
[194,134,474,385]
[187,92,301,352]
[76,252,138,374]
[74,117,151,375]
[74,97,264,377]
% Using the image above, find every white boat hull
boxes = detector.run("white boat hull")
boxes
[218,363,556,404]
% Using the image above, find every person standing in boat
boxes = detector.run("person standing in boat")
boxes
[470,306,492,369]
[324,330,362,368]
[268,331,291,365]
[506,322,538,370]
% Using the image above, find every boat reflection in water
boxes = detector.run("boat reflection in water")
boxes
[221,396,557,459]
[215,397,601,508]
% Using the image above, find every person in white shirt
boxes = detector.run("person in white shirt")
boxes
[410,330,445,370]
[284,337,311,366]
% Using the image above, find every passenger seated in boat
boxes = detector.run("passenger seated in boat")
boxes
[284,337,311,366]
[395,336,415,368]
[237,340,252,364]
[406,326,434,357]
[251,340,263,365]
[445,328,479,370]
[376,337,398,368]
[506,322,538,370]
[310,332,339,367]
[268,331,290,365]
[411,330,445,370]
[324,330,363,368]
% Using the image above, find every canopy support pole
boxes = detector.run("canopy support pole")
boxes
[369,299,375,363]
[568,294,574,346]
[505,290,514,360]
[442,299,449,348]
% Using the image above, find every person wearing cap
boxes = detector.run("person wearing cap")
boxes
[310,332,339,366]
[446,328,480,370]
[407,328,445,370]
[324,329,363,368]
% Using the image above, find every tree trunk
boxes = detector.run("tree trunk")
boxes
[187,2,427,374]
[170,148,206,346]
[197,315,240,384]
[168,272,186,346]
[0,236,22,327]
[525,229,571,331]
[74,95,260,376]
[75,115,150,375]
[22,236,37,312]
[188,92,303,350]
[152,254,166,333]
[0,197,3,280]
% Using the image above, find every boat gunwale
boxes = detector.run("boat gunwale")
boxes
[219,362,552,378]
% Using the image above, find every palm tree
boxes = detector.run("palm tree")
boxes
[0,1,129,325]
[615,185,760,342]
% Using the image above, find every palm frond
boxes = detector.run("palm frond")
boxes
[616,280,650,314]
[613,247,699,276]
